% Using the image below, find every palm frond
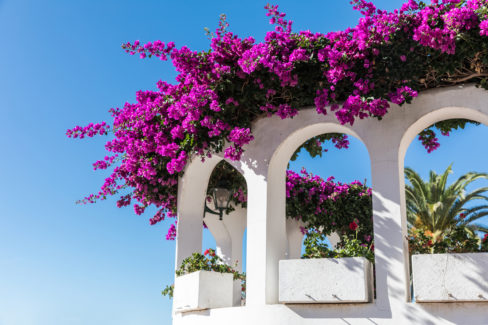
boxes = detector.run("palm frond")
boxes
[405,165,488,235]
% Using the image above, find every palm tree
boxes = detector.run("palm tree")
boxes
[405,164,488,236]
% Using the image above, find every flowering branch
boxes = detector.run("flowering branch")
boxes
[68,0,488,236]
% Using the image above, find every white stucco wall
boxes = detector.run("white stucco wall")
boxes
[173,85,488,324]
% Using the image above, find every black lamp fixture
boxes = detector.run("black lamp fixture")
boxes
[204,182,233,221]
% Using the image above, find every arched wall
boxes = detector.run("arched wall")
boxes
[176,157,248,308]
[175,154,222,267]
[264,122,369,304]
[175,85,488,324]
[175,153,253,265]
[399,106,488,162]
[396,105,488,299]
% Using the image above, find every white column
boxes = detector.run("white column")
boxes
[369,150,410,310]
[223,206,246,306]
[204,206,247,269]
[174,198,203,268]
[223,207,247,272]
[204,212,232,265]
[244,173,270,306]
[286,218,305,259]
[205,206,247,306]
[174,156,221,268]
[244,162,288,305]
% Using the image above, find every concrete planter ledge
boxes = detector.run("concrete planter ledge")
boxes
[279,257,373,303]
[173,270,234,312]
[412,253,488,302]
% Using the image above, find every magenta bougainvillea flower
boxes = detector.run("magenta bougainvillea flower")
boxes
[67,0,488,239]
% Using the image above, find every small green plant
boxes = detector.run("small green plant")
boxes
[162,248,245,298]
[408,225,488,254]
[302,221,374,263]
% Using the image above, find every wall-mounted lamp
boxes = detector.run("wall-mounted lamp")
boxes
[204,186,233,221]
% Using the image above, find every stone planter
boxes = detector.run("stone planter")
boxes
[173,270,234,312]
[279,257,373,303]
[412,253,488,302]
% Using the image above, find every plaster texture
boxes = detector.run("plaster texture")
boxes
[412,253,488,302]
[279,257,373,303]
[173,270,234,313]
[174,85,488,323]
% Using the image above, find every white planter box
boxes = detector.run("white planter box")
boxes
[412,253,488,302]
[279,257,373,303]
[173,270,234,312]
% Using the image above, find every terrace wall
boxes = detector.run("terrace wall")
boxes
[174,85,488,324]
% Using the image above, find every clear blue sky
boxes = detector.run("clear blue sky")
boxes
[2,1,488,324]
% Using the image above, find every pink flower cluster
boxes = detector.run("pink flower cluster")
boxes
[331,134,350,149]
[418,129,440,153]
[66,122,109,139]
[92,155,118,170]
[165,221,177,240]
[389,86,418,105]
[122,40,176,60]
[68,0,488,239]
[285,169,371,209]
[232,188,247,203]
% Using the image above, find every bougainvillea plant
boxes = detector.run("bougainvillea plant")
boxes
[67,0,488,239]
[286,169,373,240]
[207,160,373,247]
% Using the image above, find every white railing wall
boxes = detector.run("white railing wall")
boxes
[173,85,488,324]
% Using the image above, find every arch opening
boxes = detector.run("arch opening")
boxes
[401,109,488,301]
[202,160,248,306]
[287,132,373,257]
[270,123,376,300]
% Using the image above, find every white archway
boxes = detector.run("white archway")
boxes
[175,85,488,324]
